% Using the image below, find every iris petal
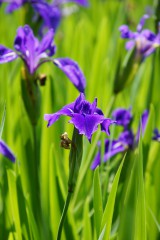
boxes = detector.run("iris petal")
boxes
[69,114,104,142]
[53,58,86,93]
[0,140,16,162]
[0,45,18,63]
[44,102,75,127]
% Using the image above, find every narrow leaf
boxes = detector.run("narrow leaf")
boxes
[93,166,103,237]
[100,156,125,239]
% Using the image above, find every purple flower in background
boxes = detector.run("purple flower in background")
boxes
[152,128,160,142]
[0,25,86,92]
[32,0,62,33]
[112,108,132,128]
[91,130,134,169]
[33,0,89,33]
[1,0,89,33]
[119,14,160,59]
[0,0,27,13]
[0,140,15,162]
[91,108,149,169]
[44,93,116,142]
[135,110,149,142]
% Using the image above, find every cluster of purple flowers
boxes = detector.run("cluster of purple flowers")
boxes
[91,108,149,169]
[0,4,160,168]
[91,107,160,170]
[0,0,88,34]
[0,0,88,163]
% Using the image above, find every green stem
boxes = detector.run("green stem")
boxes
[57,127,83,240]
[32,125,40,222]
[57,192,72,240]
[32,125,38,183]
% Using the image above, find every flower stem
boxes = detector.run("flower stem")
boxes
[57,191,72,240]
[32,125,40,222]
[57,127,83,240]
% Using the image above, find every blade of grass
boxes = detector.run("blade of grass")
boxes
[93,166,103,237]
[99,155,125,239]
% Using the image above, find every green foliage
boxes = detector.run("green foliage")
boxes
[0,0,160,239]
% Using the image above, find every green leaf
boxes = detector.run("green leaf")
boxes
[7,170,22,240]
[143,104,155,145]
[98,225,106,240]
[99,156,125,239]
[118,135,146,240]
[82,198,92,240]
[26,198,40,240]
[134,134,146,240]
[93,167,103,237]
[0,103,6,139]
[143,104,155,171]
[49,144,61,239]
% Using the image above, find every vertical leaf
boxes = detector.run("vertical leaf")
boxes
[99,156,125,239]
[0,103,6,139]
[7,170,22,240]
[93,166,103,237]
[134,134,146,240]
[118,135,146,240]
[82,198,92,240]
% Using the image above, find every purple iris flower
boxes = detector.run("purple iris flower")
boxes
[44,93,115,142]
[112,108,132,128]
[152,128,160,142]
[33,0,89,34]
[0,25,86,92]
[0,0,27,13]
[119,14,160,59]
[91,108,149,169]
[0,140,16,162]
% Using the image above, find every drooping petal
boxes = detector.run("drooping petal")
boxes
[0,45,18,63]
[44,102,75,127]
[112,108,132,128]
[100,118,116,135]
[69,113,104,142]
[53,58,86,93]
[0,140,15,162]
